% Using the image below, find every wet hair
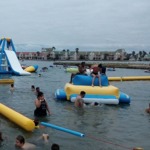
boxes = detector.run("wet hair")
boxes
[81,62,85,65]
[16,135,25,144]
[94,102,99,106]
[11,84,14,87]
[33,118,39,126]
[31,85,35,88]
[80,91,86,95]
[51,143,60,150]
[36,87,40,91]
[98,64,102,68]
[37,91,44,98]
[36,87,40,94]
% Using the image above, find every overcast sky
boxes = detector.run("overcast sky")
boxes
[0,0,150,52]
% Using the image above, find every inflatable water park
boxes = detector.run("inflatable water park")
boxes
[57,66,150,104]
[0,38,38,75]
[55,74,131,105]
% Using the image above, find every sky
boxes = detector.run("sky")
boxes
[0,0,150,52]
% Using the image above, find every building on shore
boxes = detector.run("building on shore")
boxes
[16,48,150,61]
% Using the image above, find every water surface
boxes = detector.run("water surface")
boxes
[0,60,150,150]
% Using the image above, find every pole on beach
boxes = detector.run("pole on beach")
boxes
[40,122,84,137]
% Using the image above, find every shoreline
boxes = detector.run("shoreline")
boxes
[53,61,150,70]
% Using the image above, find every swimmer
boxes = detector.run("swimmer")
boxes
[145,103,150,113]
[51,143,60,150]
[10,83,15,93]
[74,91,86,108]
[0,131,4,142]
[15,135,36,149]
[31,85,35,92]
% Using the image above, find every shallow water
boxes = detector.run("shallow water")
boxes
[0,60,150,150]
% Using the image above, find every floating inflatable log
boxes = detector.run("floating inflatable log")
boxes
[0,79,14,84]
[0,103,35,132]
[108,76,150,81]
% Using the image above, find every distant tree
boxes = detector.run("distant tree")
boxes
[142,50,147,57]
[139,51,142,57]
[75,48,79,60]
[75,48,79,54]
[52,47,56,51]
[55,53,59,60]
[79,55,85,60]
[132,51,135,56]
[67,49,70,60]
[47,53,50,60]
[37,51,40,56]
[36,51,40,59]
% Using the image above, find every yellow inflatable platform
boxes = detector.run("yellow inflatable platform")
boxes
[0,103,35,132]
[0,79,14,84]
[65,83,119,100]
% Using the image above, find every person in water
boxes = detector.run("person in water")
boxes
[51,143,60,150]
[31,85,35,92]
[0,131,4,142]
[35,87,40,96]
[10,83,15,93]
[15,134,49,149]
[15,135,36,149]
[34,92,51,117]
[33,118,45,129]
[74,91,86,108]
[145,103,150,113]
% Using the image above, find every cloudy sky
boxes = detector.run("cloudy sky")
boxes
[0,0,150,52]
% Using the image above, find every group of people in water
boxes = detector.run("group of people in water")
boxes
[0,132,59,149]
[0,85,59,149]
[0,62,149,150]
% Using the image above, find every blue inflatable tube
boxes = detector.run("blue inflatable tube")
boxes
[72,75,109,86]
[119,92,130,104]
[41,122,84,137]
[55,89,67,100]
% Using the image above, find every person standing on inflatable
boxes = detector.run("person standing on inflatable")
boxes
[34,92,51,117]
[69,62,87,83]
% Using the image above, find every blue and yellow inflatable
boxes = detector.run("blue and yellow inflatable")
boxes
[55,75,130,104]
[24,65,38,73]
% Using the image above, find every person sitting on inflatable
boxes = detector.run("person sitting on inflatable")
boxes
[91,64,102,87]
[69,62,87,83]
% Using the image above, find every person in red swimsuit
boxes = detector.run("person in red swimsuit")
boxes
[90,64,103,87]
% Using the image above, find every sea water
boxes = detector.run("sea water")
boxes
[0,60,150,150]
